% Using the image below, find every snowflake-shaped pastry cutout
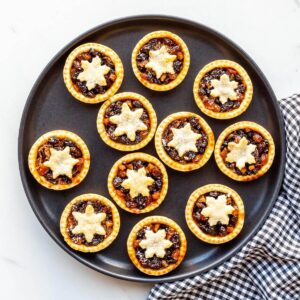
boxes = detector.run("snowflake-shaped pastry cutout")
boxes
[139,229,173,258]
[145,45,177,79]
[226,136,257,169]
[167,123,202,157]
[121,167,154,198]
[109,102,147,141]
[210,74,239,104]
[72,204,106,243]
[77,56,110,90]
[43,146,79,179]
[201,194,235,226]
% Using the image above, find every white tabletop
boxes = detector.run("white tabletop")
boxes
[1,0,299,299]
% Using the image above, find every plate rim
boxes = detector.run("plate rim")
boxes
[18,14,286,283]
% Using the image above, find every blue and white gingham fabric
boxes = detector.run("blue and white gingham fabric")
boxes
[149,94,300,300]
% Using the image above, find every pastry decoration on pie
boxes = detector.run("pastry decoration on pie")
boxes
[28,130,90,190]
[155,112,215,171]
[60,194,120,252]
[127,216,186,275]
[215,121,275,181]
[108,153,168,214]
[132,31,190,91]
[185,184,244,244]
[97,92,157,151]
[193,60,253,119]
[63,43,124,104]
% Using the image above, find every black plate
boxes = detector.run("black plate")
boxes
[18,15,285,282]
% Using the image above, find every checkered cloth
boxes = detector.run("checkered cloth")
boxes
[149,94,300,300]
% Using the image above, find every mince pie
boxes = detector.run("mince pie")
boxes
[28,130,90,190]
[185,184,244,244]
[193,60,253,119]
[60,194,120,252]
[97,92,157,151]
[132,31,190,91]
[108,153,168,214]
[215,121,275,181]
[127,216,186,275]
[63,43,124,104]
[155,112,215,171]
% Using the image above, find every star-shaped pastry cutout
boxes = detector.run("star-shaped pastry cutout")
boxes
[167,123,202,157]
[121,167,154,198]
[77,56,110,90]
[43,146,79,179]
[109,102,147,141]
[145,45,177,79]
[226,136,257,169]
[139,229,173,258]
[210,74,239,104]
[72,204,106,243]
[201,195,234,226]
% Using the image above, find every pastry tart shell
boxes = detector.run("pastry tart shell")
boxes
[215,121,275,181]
[155,112,215,172]
[185,184,245,244]
[131,31,190,91]
[108,153,168,214]
[60,193,120,252]
[193,60,253,119]
[127,216,187,276]
[28,130,90,190]
[63,43,124,104]
[97,92,157,151]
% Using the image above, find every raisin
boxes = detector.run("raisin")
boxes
[135,195,147,209]
[48,137,59,145]
[148,256,162,269]
[173,60,182,73]
[113,176,123,188]
[136,52,147,62]
[183,151,196,162]
[137,229,145,239]
[70,146,82,158]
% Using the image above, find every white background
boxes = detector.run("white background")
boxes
[1,0,299,299]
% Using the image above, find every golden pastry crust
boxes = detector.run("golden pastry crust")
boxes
[97,92,157,151]
[131,31,190,91]
[127,216,187,276]
[108,153,168,214]
[215,121,275,181]
[185,184,245,244]
[193,60,253,119]
[60,193,120,252]
[63,43,124,104]
[28,130,90,190]
[155,112,215,172]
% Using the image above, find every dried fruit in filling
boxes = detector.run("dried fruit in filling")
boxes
[220,128,269,176]
[35,137,84,185]
[70,48,116,98]
[97,92,157,151]
[127,216,186,275]
[66,200,114,247]
[64,43,123,104]
[104,99,150,145]
[28,130,90,190]
[132,31,190,91]
[185,184,245,244]
[162,117,208,164]
[133,224,180,270]
[194,60,253,119]
[108,153,168,213]
[136,38,184,85]
[192,192,239,237]
[199,67,246,112]
[60,194,120,252]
